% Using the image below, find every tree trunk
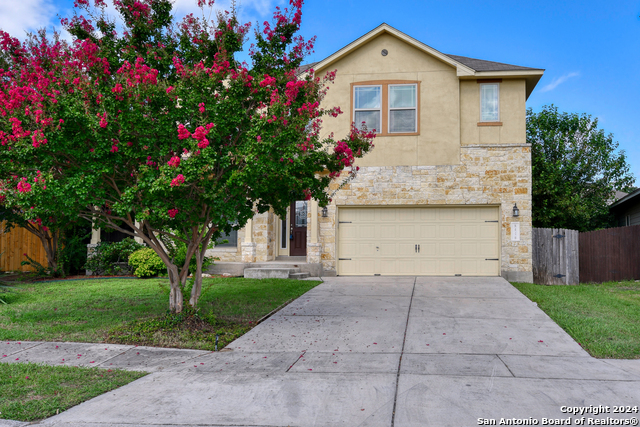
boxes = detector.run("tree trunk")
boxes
[167,264,183,313]
[189,247,205,307]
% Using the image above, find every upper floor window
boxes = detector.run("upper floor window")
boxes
[352,81,419,135]
[354,86,382,133]
[389,84,417,133]
[480,83,499,122]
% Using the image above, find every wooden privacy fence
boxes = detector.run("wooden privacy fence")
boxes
[0,222,49,272]
[579,225,640,283]
[532,228,579,285]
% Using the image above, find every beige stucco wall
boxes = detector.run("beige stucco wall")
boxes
[460,79,526,145]
[316,33,461,167]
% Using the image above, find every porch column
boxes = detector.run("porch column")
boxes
[307,200,321,264]
[241,218,256,263]
[87,218,101,275]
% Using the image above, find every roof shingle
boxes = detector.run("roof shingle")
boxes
[445,54,543,72]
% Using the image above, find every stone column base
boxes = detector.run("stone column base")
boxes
[86,244,98,276]
[241,242,257,263]
[307,243,322,264]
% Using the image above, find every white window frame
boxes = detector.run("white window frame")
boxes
[388,83,418,134]
[479,83,500,122]
[353,85,382,133]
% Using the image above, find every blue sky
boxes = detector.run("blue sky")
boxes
[2,0,639,184]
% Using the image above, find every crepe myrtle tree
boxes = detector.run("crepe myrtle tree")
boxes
[0,0,374,311]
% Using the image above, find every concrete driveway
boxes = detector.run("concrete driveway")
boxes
[31,277,640,426]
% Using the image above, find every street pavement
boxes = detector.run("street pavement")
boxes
[2,276,639,427]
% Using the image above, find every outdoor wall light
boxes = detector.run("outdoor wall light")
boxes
[322,206,329,217]
[512,203,520,217]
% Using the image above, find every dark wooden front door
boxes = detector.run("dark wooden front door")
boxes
[290,201,307,256]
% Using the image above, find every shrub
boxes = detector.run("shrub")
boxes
[84,238,144,275]
[128,248,166,278]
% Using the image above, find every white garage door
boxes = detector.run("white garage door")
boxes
[337,206,500,276]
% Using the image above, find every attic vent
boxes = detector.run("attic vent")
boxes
[381,49,388,56]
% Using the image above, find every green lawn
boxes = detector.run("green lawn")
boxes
[0,277,321,350]
[0,362,146,421]
[512,280,640,359]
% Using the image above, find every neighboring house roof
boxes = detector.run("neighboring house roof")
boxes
[610,188,640,210]
[311,23,544,99]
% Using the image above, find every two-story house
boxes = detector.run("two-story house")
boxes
[209,24,544,282]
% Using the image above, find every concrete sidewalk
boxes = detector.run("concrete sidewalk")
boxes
[2,277,640,427]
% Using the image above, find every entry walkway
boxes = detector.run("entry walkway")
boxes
[2,277,640,426]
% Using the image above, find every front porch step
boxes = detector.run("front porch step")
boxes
[289,272,310,280]
[209,262,323,277]
[275,256,307,262]
[244,267,301,279]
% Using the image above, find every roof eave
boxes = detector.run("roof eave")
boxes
[462,70,545,100]
[610,188,640,209]
[313,23,475,76]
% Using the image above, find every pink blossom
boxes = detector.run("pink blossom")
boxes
[198,102,205,113]
[168,208,178,218]
[177,124,191,140]
[170,174,185,187]
[167,156,180,167]
[17,178,31,193]
[98,112,108,128]
[166,86,174,94]
[259,75,276,87]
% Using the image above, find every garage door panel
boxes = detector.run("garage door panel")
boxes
[439,225,456,239]
[460,224,478,238]
[379,243,397,256]
[340,225,357,239]
[380,209,396,221]
[460,242,478,256]
[479,224,498,239]
[380,225,396,239]
[438,259,456,275]
[397,258,417,274]
[419,259,437,274]
[421,242,437,256]
[419,225,436,239]
[478,260,499,275]
[398,209,416,221]
[358,225,377,238]
[420,209,437,221]
[439,209,456,220]
[480,208,499,220]
[357,243,377,257]
[398,243,415,256]
[380,259,398,275]
[338,206,500,276]
[439,243,456,256]
[398,225,415,239]
[458,259,479,275]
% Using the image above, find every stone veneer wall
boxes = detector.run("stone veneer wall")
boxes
[319,144,533,281]
[205,228,244,262]
[254,210,276,262]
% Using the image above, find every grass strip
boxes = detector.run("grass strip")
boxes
[0,277,320,350]
[0,362,145,422]
[512,280,640,359]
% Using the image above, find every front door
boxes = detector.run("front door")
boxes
[290,201,307,256]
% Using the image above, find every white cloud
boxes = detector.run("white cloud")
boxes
[539,72,580,93]
[0,0,57,37]
[171,0,283,24]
